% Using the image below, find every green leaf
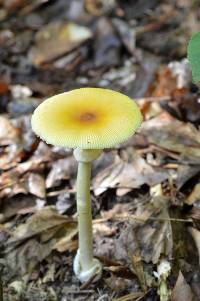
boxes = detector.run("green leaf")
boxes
[187,32,200,82]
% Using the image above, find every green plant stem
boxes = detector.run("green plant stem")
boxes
[76,161,93,272]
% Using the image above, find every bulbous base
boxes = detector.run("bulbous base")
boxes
[73,250,102,283]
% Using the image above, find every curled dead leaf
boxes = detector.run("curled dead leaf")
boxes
[30,22,92,65]
[4,207,77,277]
[171,271,193,301]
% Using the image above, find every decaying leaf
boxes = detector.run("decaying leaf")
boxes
[0,116,19,145]
[115,185,173,264]
[141,112,200,162]
[93,151,170,196]
[171,271,193,301]
[30,21,92,65]
[186,183,200,205]
[94,17,121,68]
[46,157,77,189]
[0,157,45,198]
[188,227,200,265]
[112,18,135,54]
[53,228,78,252]
[28,172,46,199]
[1,195,36,222]
[176,165,200,189]
[3,207,77,277]
[85,0,116,16]
[6,206,75,245]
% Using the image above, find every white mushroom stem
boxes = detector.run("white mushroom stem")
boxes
[73,148,103,283]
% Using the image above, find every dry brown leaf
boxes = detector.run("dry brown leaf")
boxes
[94,17,121,68]
[115,193,173,264]
[152,64,189,98]
[4,207,77,277]
[5,238,56,277]
[101,203,131,220]
[1,195,36,221]
[27,172,46,199]
[186,183,200,205]
[171,271,193,301]
[6,206,76,245]
[46,157,77,189]
[176,165,200,189]
[141,112,200,162]
[0,140,54,198]
[30,22,92,65]
[85,0,116,16]
[93,223,117,237]
[188,227,200,265]
[112,18,135,54]
[0,157,45,198]
[0,116,19,145]
[93,152,169,196]
[0,115,41,170]
[53,227,78,252]
[93,150,116,177]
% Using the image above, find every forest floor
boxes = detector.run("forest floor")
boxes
[1,0,200,300]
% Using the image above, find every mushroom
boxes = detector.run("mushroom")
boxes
[31,87,142,283]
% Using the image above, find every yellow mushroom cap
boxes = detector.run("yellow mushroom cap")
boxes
[31,88,142,149]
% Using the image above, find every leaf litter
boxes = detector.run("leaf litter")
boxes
[1,0,200,300]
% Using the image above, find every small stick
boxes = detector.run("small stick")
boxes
[93,215,192,224]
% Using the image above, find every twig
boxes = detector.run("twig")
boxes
[93,214,192,224]
[112,292,143,301]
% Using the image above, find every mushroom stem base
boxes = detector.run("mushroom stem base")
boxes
[73,250,102,283]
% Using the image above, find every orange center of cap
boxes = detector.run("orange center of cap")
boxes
[78,112,97,122]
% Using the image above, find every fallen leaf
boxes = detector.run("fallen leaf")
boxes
[85,0,116,16]
[43,263,56,283]
[5,237,57,277]
[93,151,169,196]
[105,274,137,295]
[141,112,200,162]
[94,17,121,68]
[6,206,75,245]
[112,18,135,54]
[0,141,53,198]
[1,195,36,221]
[53,227,78,252]
[176,165,200,189]
[30,21,92,65]
[0,157,45,198]
[46,157,77,189]
[115,186,173,264]
[4,207,77,277]
[186,183,200,205]
[0,116,19,145]
[188,227,200,265]
[28,172,46,199]
[171,271,193,301]
[93,223,117,237]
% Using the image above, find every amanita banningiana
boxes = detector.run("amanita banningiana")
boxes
[31,88,142,282]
